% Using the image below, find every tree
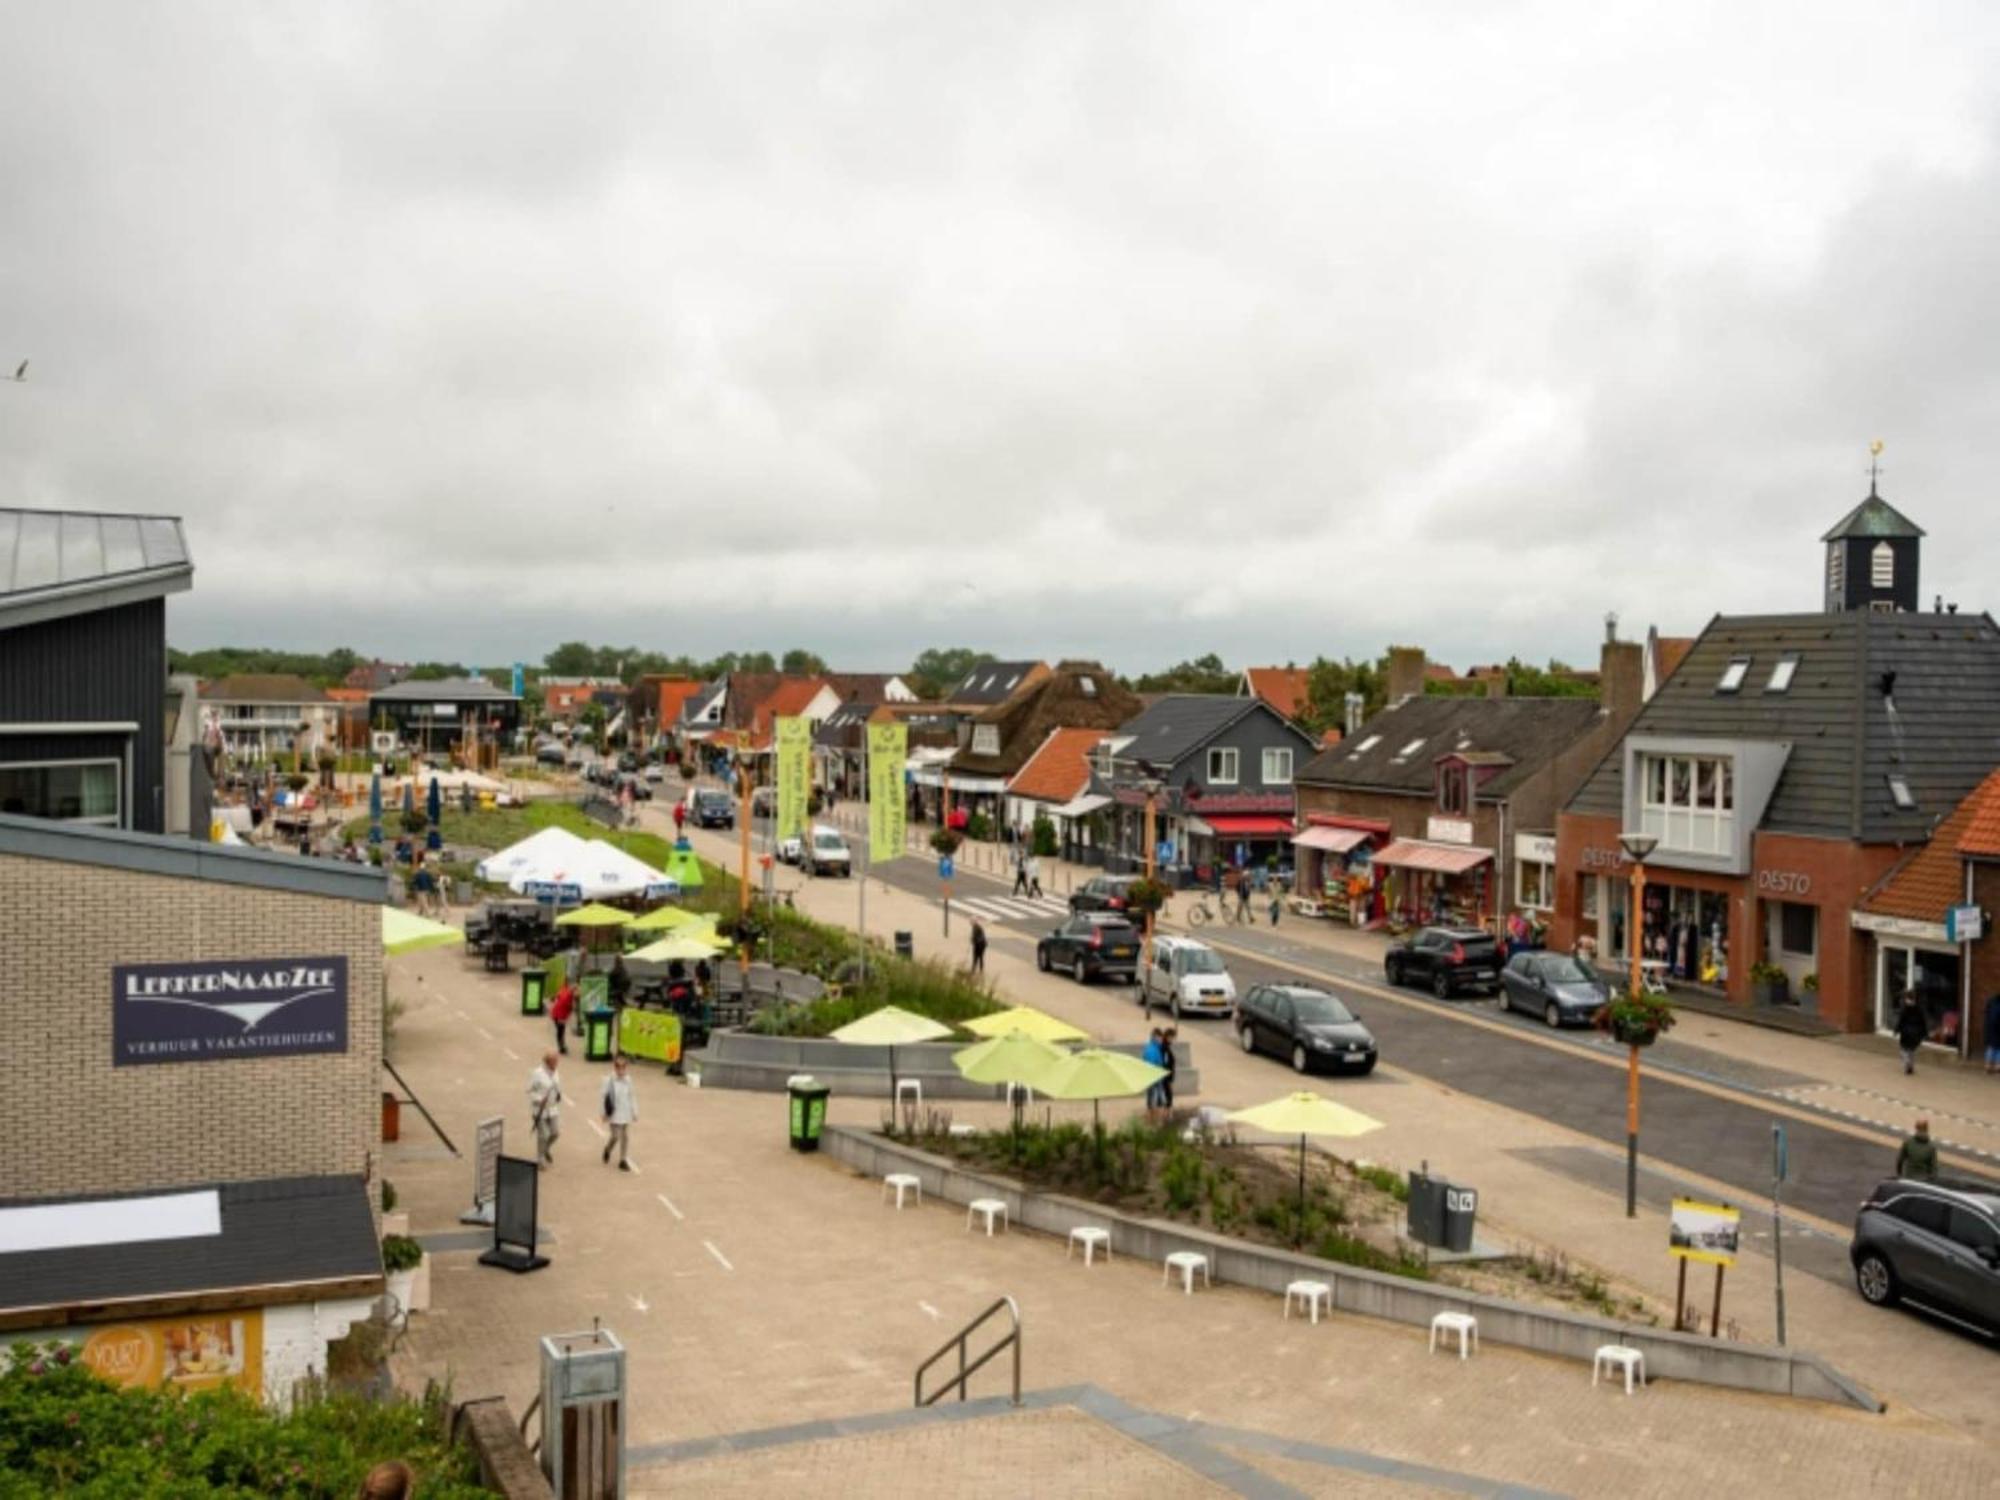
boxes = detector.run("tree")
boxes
[1131,654,1236,695]
[781,648,828,676]
[543,641,599,676]
[1299,655,1388,737]
[909,647,996,699]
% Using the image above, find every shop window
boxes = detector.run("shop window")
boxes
[1517,859,1553,910]
[1778,901,1817,956]
[0,759,121,825]
[1717,657,1751,693]
[1580,878,1600,920]
[1871,541,1895,589]
[1206,747,1239,785]
[1261,747,1293,785]
[1879,945,1962,1044]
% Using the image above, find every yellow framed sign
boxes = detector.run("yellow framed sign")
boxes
[1668,1197,1740,1267]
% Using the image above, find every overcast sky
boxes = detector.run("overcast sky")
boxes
[4,3,1997,675]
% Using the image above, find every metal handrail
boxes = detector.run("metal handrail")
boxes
[914,1296,1021,1409]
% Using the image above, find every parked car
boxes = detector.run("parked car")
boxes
[1499,950,1610,1027]
[1850,1178,2000,1333]
[1236,983,1377,1075]
[617,752,638,773]
[776,834,803,864]
[803,825,852,877]
[751,787,777,820]
[1036,913,1141,984]
[1385,926,1502,998]
[643,763,666,783]
[535,743,567,767]
[1139,934,1236,1019]
[1070,874,1144,914]
[615,772,652,801]
[689,788,735,829]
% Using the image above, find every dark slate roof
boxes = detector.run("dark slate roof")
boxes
[0,1175,381,1318]
[1567,611,2000,842]
[949,661,1042,706]
[369,675,518,703]
[1113,694,1284,767]
[0,812,387,904]
[679,678,726,726]
[1299,695,1606,799]
[0,507,193,631]
[813,702,875,747]
[1821,489,1924,541]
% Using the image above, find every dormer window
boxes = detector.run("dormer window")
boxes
[1871,542,1895,589]
[1717,658,1751,693]
[1079,676,1097,697]
[1436,763,1469,815]
[971,725,1000,756]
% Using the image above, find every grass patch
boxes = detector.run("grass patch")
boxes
[341,798,696,886]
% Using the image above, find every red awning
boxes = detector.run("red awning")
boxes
[1293,825,1371,854]
[1369,839,1492,876]
[1201,814,1297,838]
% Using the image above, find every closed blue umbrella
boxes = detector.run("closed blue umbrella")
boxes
[368,770,383,846]
[426,775,443,850]
[402,779,415,816]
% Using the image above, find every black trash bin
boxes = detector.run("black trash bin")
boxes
[894,931,914,960]
[788,1079,831,1153]
[1406,1169,1446,1247]
[1440,1181,1478,1253]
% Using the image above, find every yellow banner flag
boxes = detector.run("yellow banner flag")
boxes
[868,721,907,865]
[775,716,811,843]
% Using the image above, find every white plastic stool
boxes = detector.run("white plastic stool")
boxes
[895,1079,923,1113]
[965,1198,1008,1236]
[1429,1311,1478,1359]
[1592,1344,1646,1394]
[882,1173,921,1209]
[785,1073,815,1089]
[1163,1250,1210,1295]
[1067,1227,1112,1266]
[1284,1279,1332,1324]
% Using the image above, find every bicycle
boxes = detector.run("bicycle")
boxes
[1187,891,1231,927]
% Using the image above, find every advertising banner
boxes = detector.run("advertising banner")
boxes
[579,973,609,1012]
[775,716,811,844]
[868,722,908,865]
[619,1009,682,1065]
[1669,1197,1741,1267]
[10,1314,264,1396]
[112,957,348,1067]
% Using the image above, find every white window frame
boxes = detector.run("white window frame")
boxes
[1261,747,1293,785]
[1827,545,1844,602]
[971,725,1000,757]
[1206,747,1239,785]
[1638,751,1734,856]
[1717,658,1750,693]
[1517,858,1553,911]
[1765,655,1799,694]
[0,755,123,826]
[1871,541,1894,589]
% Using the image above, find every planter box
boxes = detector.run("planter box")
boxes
[386,1256,431,1317]
[1753,978,1792,1008]
[381,1210,410,1238]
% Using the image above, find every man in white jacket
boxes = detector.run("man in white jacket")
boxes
[528,1052,564,1167]
[601,1053,639,1171]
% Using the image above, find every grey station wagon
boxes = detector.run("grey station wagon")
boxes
[1850,1177,2000,1334]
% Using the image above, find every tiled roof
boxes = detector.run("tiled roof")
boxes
[1301,695,1605,799]
[1242,667,1311,721]
[824,673,904,703]
[1007,726,1111,803]
[1859,769,2000,921]
[1654,636,1696,683]
[199,673,330,705]
[325,687,369,704]
[744,677,828,747]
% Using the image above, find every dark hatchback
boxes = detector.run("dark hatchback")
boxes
[1236,983,1378,1076]
[1037,913,1141,984]
[1386,926,1501,999]
[689,789,735,829]
[1850,1178,2000,1335]
[1499,951,1611,1027]
[1069,874,1145,914]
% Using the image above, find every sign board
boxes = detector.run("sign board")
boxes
[619,1009,682,1065]
[511,662,525,699]
[1514,833,1557,864]
[524,880,584,903]
[1669,1197,1740,1267]
[1156,840,1176,865]
[9,1313,264,1395]
[580,973,609,1011]
[371,730,398,755]
[112,957,348,1067]
[938,855,954,881]
[482,1155,549,1273]
[474,1116,504,1210]
[775,716,811,843]
[1427,816,1474,846]
[868,722,908,864]
[431,703,459,718]
[1946,903,1984,943]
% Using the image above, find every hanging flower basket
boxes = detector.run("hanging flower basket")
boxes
[1122,875,1171,917]
[929,828,963,857]
[1595,992,1676,1048]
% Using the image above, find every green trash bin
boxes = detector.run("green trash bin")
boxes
[583,1007,616,1062]
[520,967,548,1017]
[788,1080,831,1152]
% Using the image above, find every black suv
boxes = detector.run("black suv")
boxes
[690,789,735,829]
[1850,1178,2000,1333]
[1385,926,1501,999]
[1237,983,1377,1076]
[1037,913,1141,984]
[1070,874,1144,914]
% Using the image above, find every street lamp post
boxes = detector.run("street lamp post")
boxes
[1618,829,1659,1218]
[1137,768,1165,966]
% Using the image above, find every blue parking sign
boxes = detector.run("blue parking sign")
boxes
[939,856,954,881]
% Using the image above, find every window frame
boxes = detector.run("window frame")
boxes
[1765,654,1800,694]
[1871,540,1895,589]
[1717,657,1751,694]
[1516,858,1553,911]
[1206,746,1240,785]
[1261,747,1293,786]
[0,756,123,826]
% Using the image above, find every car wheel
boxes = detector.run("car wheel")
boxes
[1291,1043,1311,1074]
[1855,1252,1899,1307]
[1545,1002,1562,1029]
[1385,959,1401,986]
[1036,947,1049,973]
[1073,958,1088,985]
[1240,1025,1256,1054]
[1432,970,1452,1000]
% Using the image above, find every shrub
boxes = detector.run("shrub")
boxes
[380,1180,398,1214]
[1160,1145,1206,1213]
[1122,876,1171,917]
[399,809,428,836]
[1354,1162,1409,1202]
[964,810,991,842]
[1032,814,1058,857]
[284,773,310,793]
[381,1234,424,1273]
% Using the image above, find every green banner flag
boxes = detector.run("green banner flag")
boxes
[775,715,811,844]
[868,721,907,865]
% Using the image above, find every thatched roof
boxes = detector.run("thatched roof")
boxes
[950,661,1142,778]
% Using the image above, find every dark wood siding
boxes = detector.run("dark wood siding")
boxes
[0,598,167,832]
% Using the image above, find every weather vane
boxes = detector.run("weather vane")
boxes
[1868,438,1885,493]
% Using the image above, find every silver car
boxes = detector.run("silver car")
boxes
[1498,951,1610,1028]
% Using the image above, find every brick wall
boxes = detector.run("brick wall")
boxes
[1969,862,1999,1056]
[0,852,381,1200]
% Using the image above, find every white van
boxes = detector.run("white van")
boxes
[803,824,853,877]
[1139,934,1237,1019]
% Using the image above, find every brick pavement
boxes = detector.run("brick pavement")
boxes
[382,935,2000,1497]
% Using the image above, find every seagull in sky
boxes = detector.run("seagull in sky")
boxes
[6,360,24,382]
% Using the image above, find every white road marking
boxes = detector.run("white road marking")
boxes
[476,1026,494,1041]
[585,1118,607,1139]
[627,1293,650,1313]
[657,1193,684,1220]
[703,1239,734,1271]
[502,1047,520,1061]
[918,1301,940,1319]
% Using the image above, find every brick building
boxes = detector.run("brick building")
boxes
[0,814,386,1406]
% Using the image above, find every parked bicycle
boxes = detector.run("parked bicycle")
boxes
[1187,891,1235,927]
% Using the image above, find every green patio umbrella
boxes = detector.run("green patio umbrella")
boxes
[627,904,715,933]
[629,931,730,963]
[954,1029,1068,1145]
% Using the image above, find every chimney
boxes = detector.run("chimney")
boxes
[1484,671,1507,700]
[1600,637,1643,725]
[1385,646,1427,706]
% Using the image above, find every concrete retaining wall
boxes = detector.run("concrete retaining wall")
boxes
[689,1032,1199,1100]
[821,1126,1881,1413]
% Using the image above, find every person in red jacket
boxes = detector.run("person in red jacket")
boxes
[549,979,576,1055]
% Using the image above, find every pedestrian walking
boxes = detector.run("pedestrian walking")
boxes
[549,978,577,1055]
[601,1054,638,1170]
[1143,1027,1167,1122]
[1233,868,1252,924]
[1011,843,1029,897]
[609,954,631,1014]
[970,919,987,974]
[528,1052,564,1167]
[1895,1117,1940,1180]
[1159,1026,1179,1115]
[1984,991,2000,1074]
[1025,853,1043,899]
[1268,883,1283,927]
[1894,991,1927,1074]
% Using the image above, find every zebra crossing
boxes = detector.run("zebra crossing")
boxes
[948,891,1072,926]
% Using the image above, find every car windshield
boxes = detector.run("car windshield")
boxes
[814,833,842,849]
[1290,993,1354,1025]
[1179,949,1225,974]
[1539,956,1597,984]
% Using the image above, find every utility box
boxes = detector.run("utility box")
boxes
[1406,1169,1446,1247]
[1440,1182,1478,1253]
[539,1327,626,1499]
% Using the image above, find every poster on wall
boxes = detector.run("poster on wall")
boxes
[111,957,349,1067]
[1668,1197,1740,1266]
[867,722,907,865]
[9,1314,264,1396]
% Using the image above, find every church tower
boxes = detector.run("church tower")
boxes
[1821,449,1922,613]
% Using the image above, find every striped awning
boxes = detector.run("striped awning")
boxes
[1369,839,1492,875]
[1293,825,1371,854]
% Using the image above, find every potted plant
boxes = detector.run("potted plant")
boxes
[1123,875,1172,918]
[1798,970,1820,1016]
[1594,990,1677,1048]
[380,1180,408,1238]
[929,828,962,857]
[381,1232,429,1315]
[1749,961,1791,1007]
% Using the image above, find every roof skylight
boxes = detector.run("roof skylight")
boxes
[1717,658,1751,694]
[1887,775,1916,811]
[1765,655,1800,694]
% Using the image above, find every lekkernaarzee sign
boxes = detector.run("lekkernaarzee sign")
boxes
[112,956,349,1066]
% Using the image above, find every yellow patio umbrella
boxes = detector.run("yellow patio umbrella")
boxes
[628,932,730,963]
[554,902,635,928]
[627,905,716,933]
[1227,1092,1384,1245]
[955,1029,1068,1144]
[832,1005,954,1125]
[961,1006,1088,1045]
[382,907,464,956]
[1034,1047,1166,1136]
